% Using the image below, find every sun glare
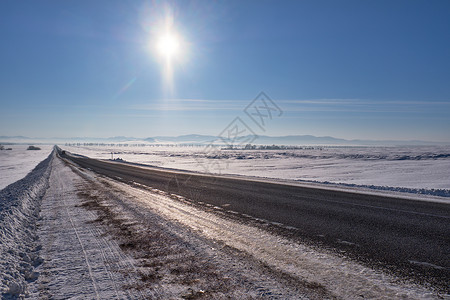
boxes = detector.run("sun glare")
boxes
[149,7,188,97]
[157,33,180,59]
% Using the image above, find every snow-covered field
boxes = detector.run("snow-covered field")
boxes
[62,144,450,194]
[0,145,53,190]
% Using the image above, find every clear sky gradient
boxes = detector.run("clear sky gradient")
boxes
[1,0,449,142]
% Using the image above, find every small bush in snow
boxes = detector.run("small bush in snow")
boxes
[27,146,41,150]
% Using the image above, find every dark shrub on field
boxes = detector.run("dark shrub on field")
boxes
[27,145,41,150]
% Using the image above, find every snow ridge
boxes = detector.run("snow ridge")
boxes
[0,149,54,298]
[304,180,450,198]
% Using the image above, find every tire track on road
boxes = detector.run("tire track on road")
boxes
[31,154,151,299]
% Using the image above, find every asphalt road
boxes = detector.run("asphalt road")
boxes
[60,150,450,290]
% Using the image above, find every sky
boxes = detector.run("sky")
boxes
[1,0,449,142]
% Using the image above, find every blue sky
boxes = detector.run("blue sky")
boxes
[1,0,449,141]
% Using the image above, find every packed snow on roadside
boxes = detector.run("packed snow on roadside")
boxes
[27,153,153,299]
[0,144,53,190]
[0,150,53,298]
[62,144,450,196]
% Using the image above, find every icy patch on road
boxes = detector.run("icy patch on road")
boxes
[0,150,53,298]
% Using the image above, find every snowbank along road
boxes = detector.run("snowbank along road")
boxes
[0,147,449,299]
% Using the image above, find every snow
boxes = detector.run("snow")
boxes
[0,147,447,298]
[28,153,150,299]
[79,165,445,299]
[0,145,53,190]
[62,144,450,195]
[0,149,53,298]
[0,150,154,298]
[29,152,313,298]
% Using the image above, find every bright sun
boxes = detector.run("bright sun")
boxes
[157,33,180,59]
[151,8,187,96]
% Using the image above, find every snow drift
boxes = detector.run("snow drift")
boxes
[0,149,54,298]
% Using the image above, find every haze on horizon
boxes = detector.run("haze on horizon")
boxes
[1,0,449,142]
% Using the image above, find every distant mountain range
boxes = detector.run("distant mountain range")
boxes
[1,134,448,146]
